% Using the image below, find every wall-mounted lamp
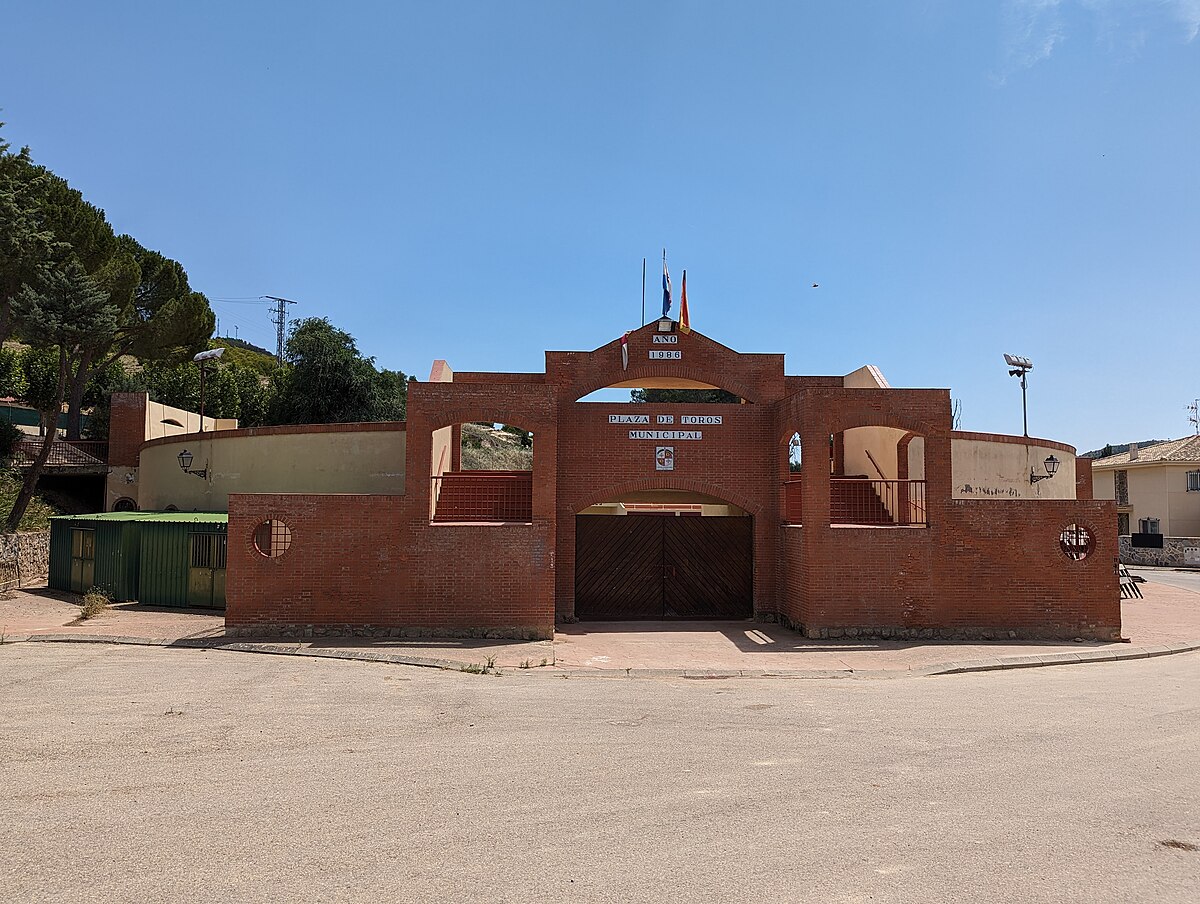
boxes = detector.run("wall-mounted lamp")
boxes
[656,317,675,333]
[1030,454,1060,485]
[177,449,207,480]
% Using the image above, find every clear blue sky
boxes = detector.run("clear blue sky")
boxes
[4,1,1198,451]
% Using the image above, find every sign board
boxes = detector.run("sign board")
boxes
[652,335,678,344]
[649,350,682,360]
[629,430,702,440]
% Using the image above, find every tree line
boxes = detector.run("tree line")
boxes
[0,123,408,530]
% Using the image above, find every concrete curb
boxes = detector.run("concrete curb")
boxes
[3,632,1199,680]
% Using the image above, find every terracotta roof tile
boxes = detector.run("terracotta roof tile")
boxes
[1091,435,1200,467]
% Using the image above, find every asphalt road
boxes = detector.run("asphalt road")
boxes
[1130,568,1200,595]
[2,643,1198,903]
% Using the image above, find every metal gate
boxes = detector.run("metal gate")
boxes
[575,515,753,619]
[187,532,228,609]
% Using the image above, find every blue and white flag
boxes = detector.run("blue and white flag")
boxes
[661,253,672,317]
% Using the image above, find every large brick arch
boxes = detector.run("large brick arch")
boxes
[567,365,761,406]
[428,410,549,434]
[567,476,764,517]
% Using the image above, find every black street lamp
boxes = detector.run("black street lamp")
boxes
[177,449,207,480]
[1030,454,1060,485]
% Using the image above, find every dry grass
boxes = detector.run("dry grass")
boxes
[460,423,533,471]
[78,589,111,620]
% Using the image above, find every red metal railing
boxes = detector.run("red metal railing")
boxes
[11,439,108,468]
[782,478,927,526]
[432,470,533,522]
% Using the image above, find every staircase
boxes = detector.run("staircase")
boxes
[432,471,533,522]
[830,477,892,525]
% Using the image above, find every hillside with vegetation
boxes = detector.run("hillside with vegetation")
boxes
[461,423,533,470]
[0,121,410,529]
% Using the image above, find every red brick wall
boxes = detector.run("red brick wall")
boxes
[225,493,554,638]
[222,321,1121,641]
[1076,457,1094,500]
[108,392,148,467]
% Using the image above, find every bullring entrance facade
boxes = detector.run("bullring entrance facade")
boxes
[106,320,1120,641]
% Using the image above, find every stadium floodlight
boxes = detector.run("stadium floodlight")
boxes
[193,347,226,432]
[1004,353,1034,437]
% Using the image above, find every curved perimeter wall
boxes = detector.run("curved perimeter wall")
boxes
[137,423,406,512]
[951,432,1077,500]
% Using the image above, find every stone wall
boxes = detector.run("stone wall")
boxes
[0,531,51,588]
[1119,536,1200,568]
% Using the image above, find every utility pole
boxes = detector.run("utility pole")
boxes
[264,296,297,362]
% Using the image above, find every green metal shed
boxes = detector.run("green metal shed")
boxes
[49,512,148,601]
[48,512,228,609]
[137,513,228,609]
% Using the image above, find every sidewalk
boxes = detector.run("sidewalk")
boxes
[2,579,1197,676]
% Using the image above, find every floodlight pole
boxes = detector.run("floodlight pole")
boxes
[1006,358,1032,437]
[1017,367,1027,436]
[199,361,207,432]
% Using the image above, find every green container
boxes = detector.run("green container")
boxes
[49,513,145,600]
[49,511,228,608]
[137,513,228,609]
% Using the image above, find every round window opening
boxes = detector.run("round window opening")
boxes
[253,519,293,558]
[1060,523,1095,561]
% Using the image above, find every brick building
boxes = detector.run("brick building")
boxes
[111,320,1120,641]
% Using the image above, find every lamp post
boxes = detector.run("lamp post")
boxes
[193,347,225,432]
[177,449,207,480]
[1030,454,1060,485]
[1004,354,1033,437]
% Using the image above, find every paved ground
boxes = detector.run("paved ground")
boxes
[3,577,1198,674]
[1129,566,1200,595]
[1,642,1197,903]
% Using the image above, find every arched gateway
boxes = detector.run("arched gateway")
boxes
[224,318,1120,643]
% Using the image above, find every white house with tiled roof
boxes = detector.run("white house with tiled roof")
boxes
[1091,435,1200,541]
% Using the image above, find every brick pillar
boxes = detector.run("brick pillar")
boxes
[450,424,462,471]
[1075,457,1093,500]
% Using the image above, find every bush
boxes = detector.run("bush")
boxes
[79,589,110,619]
[0,420,22,459]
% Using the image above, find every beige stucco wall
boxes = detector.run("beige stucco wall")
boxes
[951,438,1076,500]
[843,365,890,389]
[1094,464,1200,536]
[137,429,406,512]
[145,399,233,439]
[1092,469,1116,502]
[843,426,908,480]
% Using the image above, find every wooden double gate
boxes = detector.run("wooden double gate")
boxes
[574,515,753,619]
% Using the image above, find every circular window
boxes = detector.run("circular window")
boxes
[112,498,137,512]
[253,519,292,558]
[1060,523,1095,561]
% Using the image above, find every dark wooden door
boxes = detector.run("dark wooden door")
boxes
[662,516,753,618]
[575,515,752,620]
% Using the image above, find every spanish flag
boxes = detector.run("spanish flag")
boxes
[679,270,691,334]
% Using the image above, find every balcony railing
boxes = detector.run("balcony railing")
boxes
[11,439,108,469]
[782,478,927,527]
[432,470,533,522]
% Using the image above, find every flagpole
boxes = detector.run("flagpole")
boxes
[641,258,646,326]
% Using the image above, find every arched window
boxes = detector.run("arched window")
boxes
[430,421,534,523]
